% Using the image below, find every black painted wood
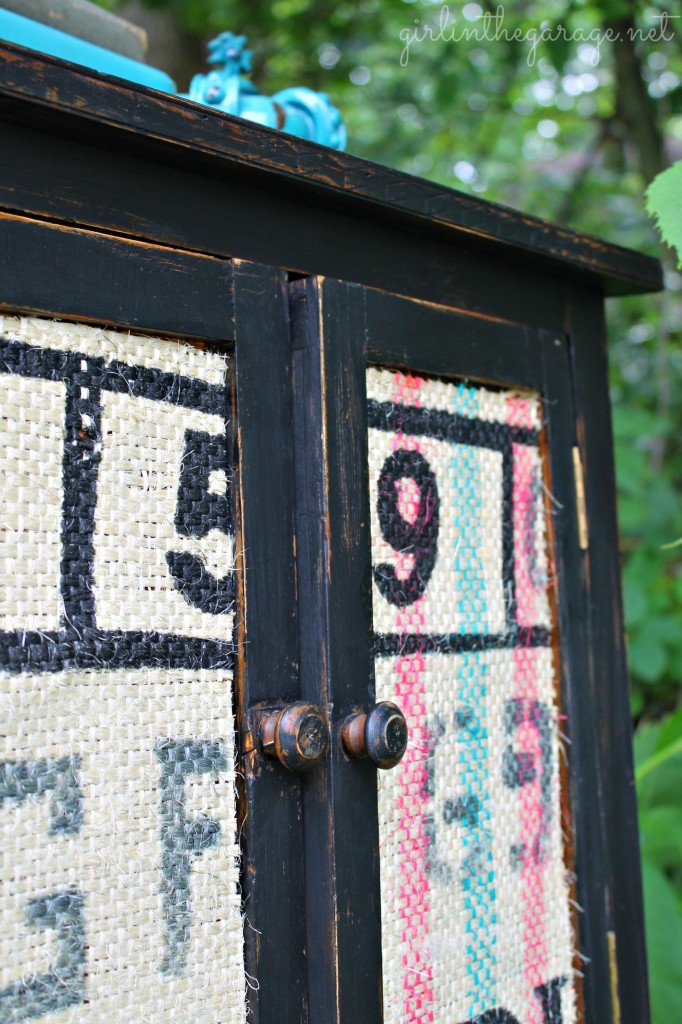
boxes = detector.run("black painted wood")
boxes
[364,286,541,389]
[565,285,650,1024]
[232,260,308,1024]
[0,42,662,298]
[0,212,233,339]
[296,277,649,1024]
[0,121,569,332]
[538,330,614,1024]
[290,276,383,1024]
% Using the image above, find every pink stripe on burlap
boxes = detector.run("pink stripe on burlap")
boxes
[390,372,434,1023]
[393,370,424,409]
[515,648,548,1024]
[509,396,538,627]
[507,395,532,428]
[510,394,548,1024]
[395,649,434,1023]
[513,443,538,627]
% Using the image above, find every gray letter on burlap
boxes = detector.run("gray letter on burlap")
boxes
[155,738,227,975]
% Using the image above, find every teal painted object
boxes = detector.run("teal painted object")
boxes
[0,13,346,150]
[185,33,347,150]
[0,6,175,92]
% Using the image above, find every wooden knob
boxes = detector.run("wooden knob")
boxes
[259,702,328,772]
[341,702,408,770]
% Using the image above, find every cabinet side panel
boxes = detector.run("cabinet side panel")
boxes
[566,287,650,1024]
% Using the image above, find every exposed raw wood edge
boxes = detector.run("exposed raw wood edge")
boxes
[572,445,589,551]
[0,209,228,263]
[607,930,622,1024]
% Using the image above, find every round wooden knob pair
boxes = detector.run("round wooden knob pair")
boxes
[258,701,408,773]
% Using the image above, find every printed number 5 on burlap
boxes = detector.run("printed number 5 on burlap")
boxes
[0,317,245,1024]
[368,368,576,1024]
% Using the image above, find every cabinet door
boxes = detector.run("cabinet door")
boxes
[289,277,645,1024]
[0,219,307,1024]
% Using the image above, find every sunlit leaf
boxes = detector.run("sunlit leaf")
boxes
[641,862,682,1024]
[646,162,682,267]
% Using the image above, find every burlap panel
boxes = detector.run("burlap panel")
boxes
[367,367,576,1024]
[0,317,245,1023]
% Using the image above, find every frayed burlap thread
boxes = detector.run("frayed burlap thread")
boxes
[367,368,576,1024]
[0,317,245,1023]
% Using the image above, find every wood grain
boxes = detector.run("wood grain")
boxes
[0,42,662,298]
[232,260,308,1024]
[0,211,233,339]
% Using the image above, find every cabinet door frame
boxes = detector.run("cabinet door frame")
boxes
[289,275,647,1024]
[0,219,310,1024]
[233,260,309,1024]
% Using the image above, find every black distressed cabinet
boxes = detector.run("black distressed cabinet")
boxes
[0,42,662,1024]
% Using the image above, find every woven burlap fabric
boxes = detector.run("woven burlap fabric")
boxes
[367,368,576,1024]
[0,317,245,1023]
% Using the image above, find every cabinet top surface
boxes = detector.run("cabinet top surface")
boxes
[0,41,663,297]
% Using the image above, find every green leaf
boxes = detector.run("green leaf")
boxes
[613,406,670,442]
[635,718,664,771]
[628,622,668,683]
[646,162,682,267]
[642,861,682,1023]
[636,710,682,810]
[623,574,647,627]
[640,806,682,869]
[631,688,645,718]
[636,709,682,773]
[656,708,682,751]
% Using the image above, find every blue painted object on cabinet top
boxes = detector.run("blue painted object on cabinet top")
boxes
[184,32,346,150]
[0,5,175,91]
[0,12,347,150]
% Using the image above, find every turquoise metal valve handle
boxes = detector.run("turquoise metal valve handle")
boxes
[185,32,347,150]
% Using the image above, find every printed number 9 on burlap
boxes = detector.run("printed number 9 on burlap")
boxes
[374,448,440,608]
[368,368,577,1024]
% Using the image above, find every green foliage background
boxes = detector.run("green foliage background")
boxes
[106,0,682,1015]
